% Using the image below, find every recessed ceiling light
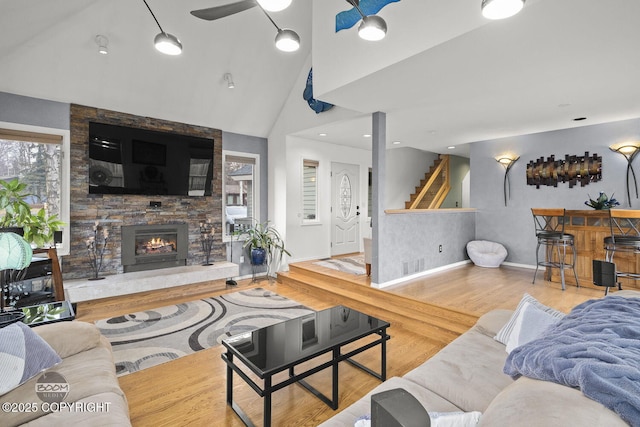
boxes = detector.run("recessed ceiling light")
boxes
[447,146,456,150]
[318,133,327,137]
[363,134,371,138]
[573,117,587,121]
[392,141,401,145]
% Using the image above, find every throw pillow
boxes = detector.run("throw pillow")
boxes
[504,301,563,353]
[494,293,565,346]
[0,321,61,395]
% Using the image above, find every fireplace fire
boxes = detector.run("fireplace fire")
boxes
[121,224,188,273]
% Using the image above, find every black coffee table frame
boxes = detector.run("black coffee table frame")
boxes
[221,308,390,427]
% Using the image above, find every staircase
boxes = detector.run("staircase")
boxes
[405,155,450,209]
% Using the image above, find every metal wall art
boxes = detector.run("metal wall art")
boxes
[526,152,602,189]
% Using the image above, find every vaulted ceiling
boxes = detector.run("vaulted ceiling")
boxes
[2,0,640,156]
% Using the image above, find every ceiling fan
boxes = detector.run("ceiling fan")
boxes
[190,0,289,21]
[190,0,300,51]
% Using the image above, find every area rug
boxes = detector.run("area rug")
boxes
[94,288,313,376]
[313,255,366,276]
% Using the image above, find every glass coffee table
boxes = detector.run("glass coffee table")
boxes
[221,305,390,427]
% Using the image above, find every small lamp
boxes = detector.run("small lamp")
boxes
[496,155,519,206]
[610,141,640,207]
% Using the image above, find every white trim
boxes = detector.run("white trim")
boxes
[222,150,260,243]
[502,261,537,270]
[0,121,70,256]
[371,260,472,289]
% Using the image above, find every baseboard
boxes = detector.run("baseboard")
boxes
[502,261,536,270]
[371,260,472,289]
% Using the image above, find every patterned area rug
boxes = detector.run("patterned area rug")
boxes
[313,255,366,275]
[95,288,313,376]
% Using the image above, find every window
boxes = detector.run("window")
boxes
[0,124,70,254]
[302,159,319,222]
[223,151,259,239]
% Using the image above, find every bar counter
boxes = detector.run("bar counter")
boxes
[550,210,640,290]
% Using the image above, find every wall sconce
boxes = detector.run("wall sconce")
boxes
[496,155,519,206]
[610,141,640,207]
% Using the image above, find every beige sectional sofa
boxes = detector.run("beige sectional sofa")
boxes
[1,321,131,426]
[320,290,639,427]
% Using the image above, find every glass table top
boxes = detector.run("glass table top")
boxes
[223,305,389,375]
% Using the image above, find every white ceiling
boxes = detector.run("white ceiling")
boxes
[2,0,640,157]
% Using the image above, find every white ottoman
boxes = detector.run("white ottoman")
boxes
[466,240,507,268]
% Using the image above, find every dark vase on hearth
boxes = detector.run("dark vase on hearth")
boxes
[251,247,266,266]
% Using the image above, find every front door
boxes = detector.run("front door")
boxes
[331,162,360,256]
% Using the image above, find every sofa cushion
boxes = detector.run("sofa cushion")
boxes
[479,377,628,427]
[0,337,124,426]
[473,309,512,339]
[403,327,513,412]
[0,322,61,396]
[33,321,102,359]
[317,377,463,427]
[494,293,564,345]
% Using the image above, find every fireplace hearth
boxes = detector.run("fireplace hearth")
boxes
[121,224,188,273]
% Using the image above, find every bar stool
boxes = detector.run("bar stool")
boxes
[604,209,640,284]
[531,208,579,290]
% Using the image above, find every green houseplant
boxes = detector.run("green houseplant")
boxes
[237,220,291,278]
[0,178,65,247]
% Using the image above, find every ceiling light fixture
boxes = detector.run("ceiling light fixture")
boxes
[142,0,182,55]
[224,73,235,89]
[256,0,292,12]
[95,35,109,55]
[347,0,387,41]
[258,5,300,52]
[481,0,525,20]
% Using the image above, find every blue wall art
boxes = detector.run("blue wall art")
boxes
[303,68,334,114]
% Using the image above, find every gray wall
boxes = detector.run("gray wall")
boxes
[377,210,475,285]
[471,117,640,266]
[0,91,69,129]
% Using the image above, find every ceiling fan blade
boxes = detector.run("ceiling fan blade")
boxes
[191,0,257,21]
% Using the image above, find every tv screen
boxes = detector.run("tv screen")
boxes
[88,122,214,196]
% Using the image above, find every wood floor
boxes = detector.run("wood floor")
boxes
[75,261,608,427]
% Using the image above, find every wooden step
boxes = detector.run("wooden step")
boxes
[277,265,478,345]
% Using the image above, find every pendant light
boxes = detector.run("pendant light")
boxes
[256,0,292,12]
[347,0,387,41]
[142,0,182,55]
[481,0,525,20]
[258,5,300,52]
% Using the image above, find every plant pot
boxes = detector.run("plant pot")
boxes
[251,247,266,266]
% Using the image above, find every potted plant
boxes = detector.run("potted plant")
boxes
[0,178,65,247]
[237,220,291,278]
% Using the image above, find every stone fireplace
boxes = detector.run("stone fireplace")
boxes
[121,224,188,273]
[63,104,223,280]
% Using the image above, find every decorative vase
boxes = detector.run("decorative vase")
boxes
[251,247,266,266]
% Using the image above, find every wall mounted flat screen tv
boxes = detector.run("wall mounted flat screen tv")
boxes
[88,122,214,196]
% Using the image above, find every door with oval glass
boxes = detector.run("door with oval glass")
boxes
[331,162,360,256]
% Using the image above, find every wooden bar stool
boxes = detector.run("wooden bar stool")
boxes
[531,208,579,290]
[604,209,640,284]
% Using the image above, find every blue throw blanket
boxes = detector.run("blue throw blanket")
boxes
[504,296,640,426]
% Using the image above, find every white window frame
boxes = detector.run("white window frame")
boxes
[302,159,320,224]
[222,150,260,242]
[0,121,71,256]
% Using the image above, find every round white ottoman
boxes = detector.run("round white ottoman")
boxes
[466,240,507,268]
